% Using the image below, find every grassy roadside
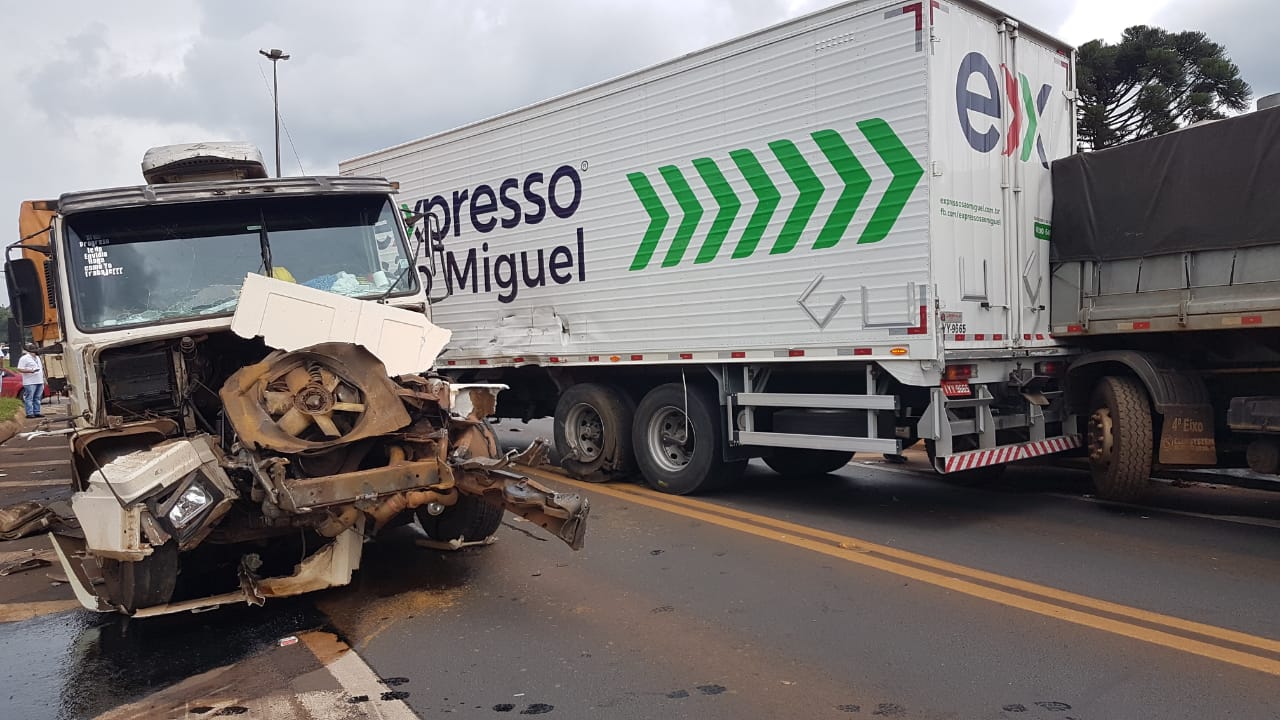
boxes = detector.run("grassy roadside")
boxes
[0,397,23,422]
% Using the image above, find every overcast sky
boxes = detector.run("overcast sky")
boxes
[0,0,1271,253]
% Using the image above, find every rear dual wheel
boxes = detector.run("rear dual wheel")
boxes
[553,383,636,482]
[633,383,745,495]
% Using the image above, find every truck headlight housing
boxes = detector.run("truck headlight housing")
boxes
[153,469,232,547]
[167,482,212,529]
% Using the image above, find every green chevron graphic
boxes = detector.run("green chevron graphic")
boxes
[691,157,741,264]
[727,149,779,260]
[627,172,669,271]
[811,130,871,250]
[856,118,924,245]
[658,165,703,268]
[768,139,824,255]
[627,119,923,270]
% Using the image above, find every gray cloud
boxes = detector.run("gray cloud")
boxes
[8,0,1264,276]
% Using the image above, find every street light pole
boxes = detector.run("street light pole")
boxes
[258,48,291,177]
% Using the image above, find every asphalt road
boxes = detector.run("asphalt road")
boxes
[1,415,1277,719]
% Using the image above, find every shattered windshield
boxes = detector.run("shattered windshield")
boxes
[65,194,417,331]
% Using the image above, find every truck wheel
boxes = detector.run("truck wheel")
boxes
[633,383,745,495]
[419,494,504,542]
[763,449,852,478]
[1246,439,1280,475]
[554,383,636,482]
[101,542,179,613]
[1087,376,1153,502]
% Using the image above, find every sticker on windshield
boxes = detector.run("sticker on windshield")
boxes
[80,235,124,278]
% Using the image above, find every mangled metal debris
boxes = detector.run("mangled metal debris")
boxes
[52,274,588,616]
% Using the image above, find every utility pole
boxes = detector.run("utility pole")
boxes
[258,48,291,177]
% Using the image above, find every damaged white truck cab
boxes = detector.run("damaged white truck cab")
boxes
[4,143,588,616]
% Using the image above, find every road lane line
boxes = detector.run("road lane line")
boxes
[601,481,1280,654]
[604,479,1280,653]
[526,470,1280,676]
[582,475,1280,655]
[298,631,419,719]
[0,599,81,623]
[0,479,70,488]
[0,459,71,468]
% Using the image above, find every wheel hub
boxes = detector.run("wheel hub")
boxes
[566,404,605,461]
[648,406,694,472]
[1088,407,1114,467]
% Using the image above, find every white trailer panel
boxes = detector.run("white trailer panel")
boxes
[343,0,1072,372]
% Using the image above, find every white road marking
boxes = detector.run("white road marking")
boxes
[0,479,70,488]
[0,459,71,468]
[314,639,418,719]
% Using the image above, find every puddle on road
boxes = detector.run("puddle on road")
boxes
[0,525,481,719]
[0,596,327,720]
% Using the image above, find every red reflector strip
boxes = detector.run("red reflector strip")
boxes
[954,334,966,341]
[588,355,600,362]
[731,351,746,359]
[679,353,693,360]
[478,359,488,365]
[993,334,1004,341]
[1024,334,1032,340]
[1036,334,1045,340]
[974,334,985,341]
[1243,315,1263,325]
[446,360,457,366]
[513,357,525,363]
[1066,324,1083,333]
[788,349,805,357]
[549,356,561,363]
[907,305,928,335]
[1132,322,1150,330]
[854,348,872,356]
[631,354,644,361]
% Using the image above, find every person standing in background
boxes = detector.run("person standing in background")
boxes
[16,344,44,418]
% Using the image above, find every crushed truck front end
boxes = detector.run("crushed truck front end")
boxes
[15,160,587,616]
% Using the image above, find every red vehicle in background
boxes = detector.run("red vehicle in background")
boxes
[0,367,50,399]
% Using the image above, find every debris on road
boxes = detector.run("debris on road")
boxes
[0,501,55,540]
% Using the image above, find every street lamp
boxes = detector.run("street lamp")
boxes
[258,48,290,178]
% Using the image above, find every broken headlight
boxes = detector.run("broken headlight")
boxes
[152,469,233,548]
[167,482,212,529]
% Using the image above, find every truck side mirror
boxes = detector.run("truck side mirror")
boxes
[4,258,45,328]
[409,213,451,305]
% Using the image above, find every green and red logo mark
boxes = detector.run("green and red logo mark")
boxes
[626,119,924,271]
[956,51,1052,168]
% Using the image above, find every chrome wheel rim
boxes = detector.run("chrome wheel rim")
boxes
[647,405,694,472]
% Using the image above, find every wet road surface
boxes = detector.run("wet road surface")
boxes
[0,415,1277,719]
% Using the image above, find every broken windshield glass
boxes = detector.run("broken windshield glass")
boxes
[64,194,418,331]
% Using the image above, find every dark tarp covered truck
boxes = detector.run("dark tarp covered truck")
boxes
[1051,106,1280,500]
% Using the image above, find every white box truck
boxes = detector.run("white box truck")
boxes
[341,0,1079,494]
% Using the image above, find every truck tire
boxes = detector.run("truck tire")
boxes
[100,542,179,613]
[419,494,504,542]
[1087,376,1153,502]
[763,449,852,478]
[554,383,636,482]
[633,383,745,495]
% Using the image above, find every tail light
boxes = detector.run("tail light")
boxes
[943,364,975,381]
[1035,361,1064,376]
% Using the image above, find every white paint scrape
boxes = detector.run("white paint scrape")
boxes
[232,273,451,376]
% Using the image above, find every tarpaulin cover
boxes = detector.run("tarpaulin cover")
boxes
[1050,107,1280,262]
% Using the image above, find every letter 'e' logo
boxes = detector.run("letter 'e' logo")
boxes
[955,51,1051,169]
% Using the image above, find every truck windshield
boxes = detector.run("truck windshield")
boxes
[64,194,417,331]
